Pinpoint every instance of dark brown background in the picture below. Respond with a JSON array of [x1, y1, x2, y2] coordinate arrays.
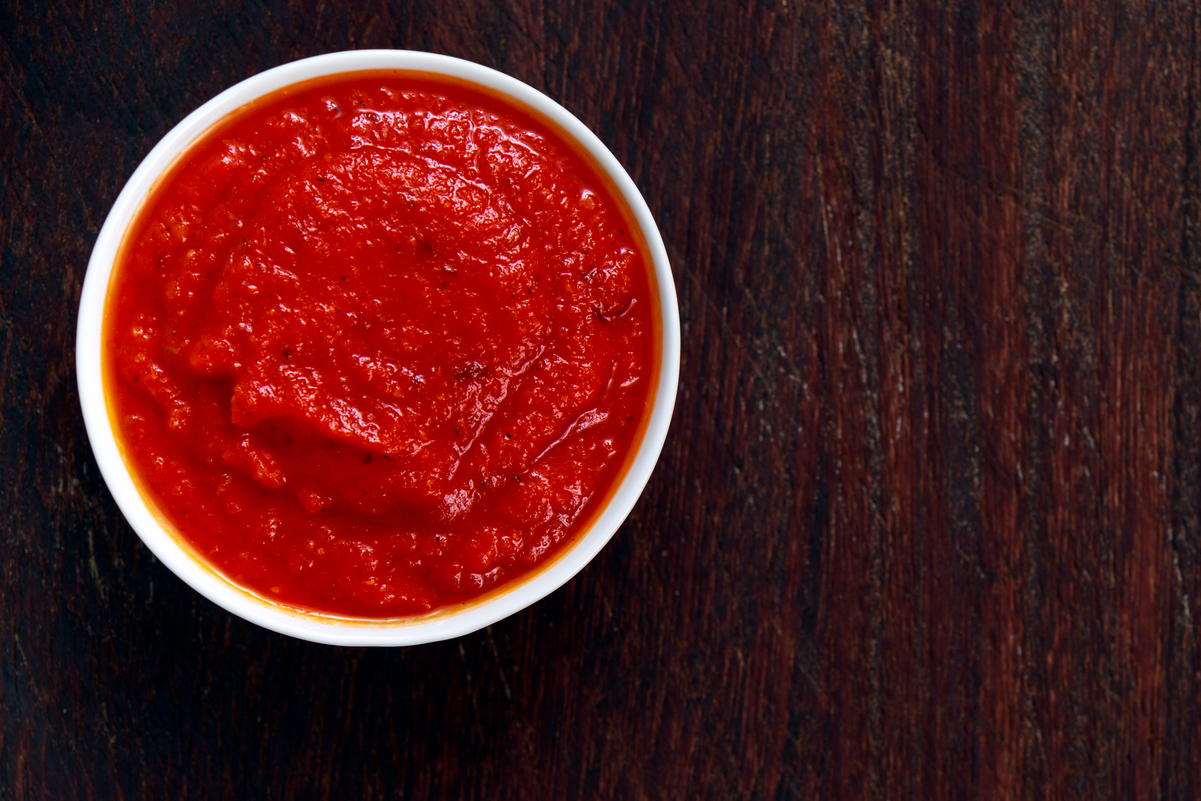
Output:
[[4, 0, 1201, 798]]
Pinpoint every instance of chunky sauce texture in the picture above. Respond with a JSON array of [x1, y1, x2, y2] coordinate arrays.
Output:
[[105, 74, 656, 617]]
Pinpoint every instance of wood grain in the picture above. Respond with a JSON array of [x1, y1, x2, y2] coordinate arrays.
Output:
[[4, 0, 1201, 797]]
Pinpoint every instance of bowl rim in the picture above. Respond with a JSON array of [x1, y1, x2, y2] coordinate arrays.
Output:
[[75, 49, 680, 646]]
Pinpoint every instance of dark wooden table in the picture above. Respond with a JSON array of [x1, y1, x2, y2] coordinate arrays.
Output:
[[5, 1, 1201, 798]]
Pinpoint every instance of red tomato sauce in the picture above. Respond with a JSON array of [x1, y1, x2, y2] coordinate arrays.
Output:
[[104, 73, 657, 618]]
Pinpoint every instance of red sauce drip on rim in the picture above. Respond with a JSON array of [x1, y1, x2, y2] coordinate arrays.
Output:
[[103, 73, 658, 618]]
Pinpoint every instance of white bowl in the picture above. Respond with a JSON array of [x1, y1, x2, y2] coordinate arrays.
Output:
[[76, 50, 680, 646]]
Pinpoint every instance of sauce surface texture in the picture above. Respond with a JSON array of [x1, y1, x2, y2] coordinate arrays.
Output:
[[104, 73, 656, 617]]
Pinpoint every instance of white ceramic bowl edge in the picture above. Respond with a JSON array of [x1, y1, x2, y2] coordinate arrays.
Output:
[[77, 50, 680, 646]]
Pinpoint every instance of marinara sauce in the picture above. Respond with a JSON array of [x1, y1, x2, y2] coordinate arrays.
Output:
[[104, 73, 657, 617]]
